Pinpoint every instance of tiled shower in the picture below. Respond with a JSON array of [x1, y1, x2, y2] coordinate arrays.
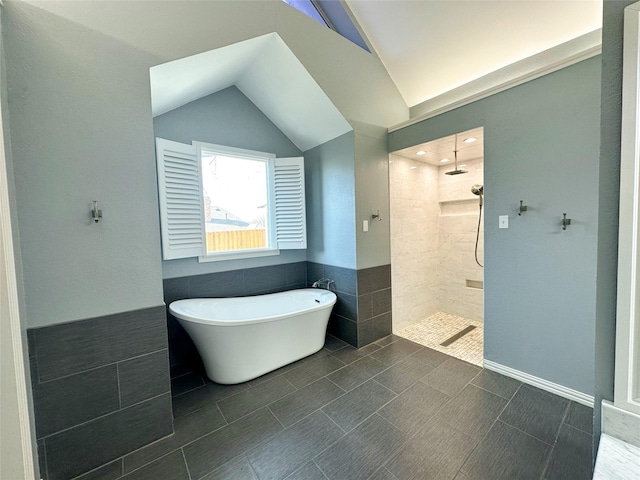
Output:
[[389, 129, 484, 363]]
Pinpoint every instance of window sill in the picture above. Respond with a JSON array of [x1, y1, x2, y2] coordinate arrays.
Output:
[[198, 249, 280, 263]]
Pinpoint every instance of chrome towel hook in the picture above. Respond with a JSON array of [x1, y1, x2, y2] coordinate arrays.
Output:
[[91, 201, 103, 223], [518, 200, 528, 216]]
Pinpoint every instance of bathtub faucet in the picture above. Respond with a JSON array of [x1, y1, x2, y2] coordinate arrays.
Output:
[[312, 278, 335, 291]]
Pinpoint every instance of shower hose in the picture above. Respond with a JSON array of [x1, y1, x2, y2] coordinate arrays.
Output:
[[475, 203, 483, 268]]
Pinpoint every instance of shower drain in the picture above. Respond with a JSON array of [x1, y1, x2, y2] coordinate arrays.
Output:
[[440, 325, 477, 347]]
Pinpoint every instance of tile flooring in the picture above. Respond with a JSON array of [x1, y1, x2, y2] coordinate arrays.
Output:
[[398, 312, 484, 366], [82, 335, 594, 480]]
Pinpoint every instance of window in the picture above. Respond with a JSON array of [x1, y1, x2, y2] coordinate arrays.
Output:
[[282, 0, 328, 27], [281, 0, 370, 52], [200, 147, 270, 255], [155, 138, 306, 261]]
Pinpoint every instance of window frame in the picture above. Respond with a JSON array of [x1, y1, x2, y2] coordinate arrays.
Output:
[[155, 137, 306, 263], [193, 141, 280, 262]]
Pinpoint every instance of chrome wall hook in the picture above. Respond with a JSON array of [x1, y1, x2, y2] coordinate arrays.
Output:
[[518, 200, 528, 216], [562, 213, 571, 230], [91, 201, 103, 223]]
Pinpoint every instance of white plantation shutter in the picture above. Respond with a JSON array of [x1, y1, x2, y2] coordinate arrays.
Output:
[[273, 157, 307, 249], [155, 138, 205, 260]]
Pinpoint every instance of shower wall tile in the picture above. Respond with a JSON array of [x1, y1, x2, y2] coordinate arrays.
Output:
[[437, 176, 484, 322], [438, 158, 483, 204], [27, 306, 173, 480], [389, 155, 441, 332], [390, 153, 484, 329]]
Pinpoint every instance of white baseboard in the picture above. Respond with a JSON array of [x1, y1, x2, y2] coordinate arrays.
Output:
[[602, 400, 640, 448], [483, 360, 594, 407]]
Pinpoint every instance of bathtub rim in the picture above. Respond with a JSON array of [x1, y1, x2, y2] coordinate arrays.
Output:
[[169, 288, 337, 327]]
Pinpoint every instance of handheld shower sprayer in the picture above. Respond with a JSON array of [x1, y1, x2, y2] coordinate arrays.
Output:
[[471, 184, 484, 268], [471, 184, 483, 207]]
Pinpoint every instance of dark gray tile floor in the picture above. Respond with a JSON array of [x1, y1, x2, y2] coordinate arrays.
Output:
[[76, 335, 594, 480]]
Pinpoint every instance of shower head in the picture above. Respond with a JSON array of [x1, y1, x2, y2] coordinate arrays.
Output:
[[471, 185, 483, 195], [445, 134, 468, 176]]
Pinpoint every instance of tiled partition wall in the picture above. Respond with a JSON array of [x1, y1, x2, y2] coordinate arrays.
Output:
[[438, 157, 484, 322], [389, 154, 484, 330], [163, 262, 392, 369], [307, 262, 392, 347], [27, 306, 173, 480], [389, 154, 440, 331]]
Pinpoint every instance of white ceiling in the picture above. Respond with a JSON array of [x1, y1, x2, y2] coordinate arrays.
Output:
[[393, 126, 484, 167], [346, 0, 602, 108], [149, 33, 352, 152]]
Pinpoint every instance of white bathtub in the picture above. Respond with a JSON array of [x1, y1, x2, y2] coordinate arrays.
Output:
[[169, 288, 337, 384]]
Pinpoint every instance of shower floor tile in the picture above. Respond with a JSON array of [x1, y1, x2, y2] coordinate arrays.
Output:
[[397, 312, 483, 366]]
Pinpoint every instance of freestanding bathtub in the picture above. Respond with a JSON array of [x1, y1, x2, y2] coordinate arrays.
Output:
[[169, 288, 337, 384]]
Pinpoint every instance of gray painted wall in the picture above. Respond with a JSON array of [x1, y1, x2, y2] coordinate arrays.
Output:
[[305, 132, 357, 269], [4, 4, 165, 328], [594, 0, 634, 442], [0, 5, 38, 477], [354, 124, 392, 270], [3, 0, 406, 328], [389, 57, 602, 396], [153, 87, 306, 279]]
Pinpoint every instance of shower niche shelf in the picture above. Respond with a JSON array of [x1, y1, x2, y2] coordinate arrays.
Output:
[[466, 279, 484, 290], [439, 198, 481, 216]]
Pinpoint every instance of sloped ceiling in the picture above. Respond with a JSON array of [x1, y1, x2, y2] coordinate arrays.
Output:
[[149, 33, 352, 152], [346, 0, 602, 108]]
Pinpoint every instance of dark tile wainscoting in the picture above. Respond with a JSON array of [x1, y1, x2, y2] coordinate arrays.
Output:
[[163, 261, 392, 373], [162, 262, 308, 370], [27, 306, 172, 480], [307, 262, 392, 346]]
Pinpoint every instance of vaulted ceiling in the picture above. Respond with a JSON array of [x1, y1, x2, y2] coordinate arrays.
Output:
[[149, 33, 352, 152], [149, 0, 603, 147], [346, 0, 602, 108]]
